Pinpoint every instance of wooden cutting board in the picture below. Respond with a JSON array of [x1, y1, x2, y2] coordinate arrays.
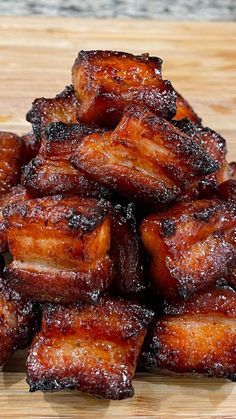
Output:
[[0, 17, 235, 419]]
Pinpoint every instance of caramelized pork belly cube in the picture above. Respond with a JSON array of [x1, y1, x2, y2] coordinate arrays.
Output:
[[4, 195, 113, 303], [142, 288, 236, 381], [40, 121, 105, 161], [72, 107, 218, 206], [0, 279, 38, 366], [26, 85, 80, 141], [0, 186, 31, 253], [140, 199, 236, 301], [27, 297, 154, 399], [22, 156, 110, 199], [21, 131, 40, 161], [174, 91, 201, 124], [217, 179, 236, 202], [22, 123, 111, 198], [110, 203, 147, 296], [72, 50, 176, 127], [0, 132, 25, 194]]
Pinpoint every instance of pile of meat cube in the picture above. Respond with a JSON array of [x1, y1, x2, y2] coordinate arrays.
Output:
[[0, 50, 235, 399]]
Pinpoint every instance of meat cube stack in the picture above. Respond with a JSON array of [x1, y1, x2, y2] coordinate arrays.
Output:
[[0, 50, 235, 399]]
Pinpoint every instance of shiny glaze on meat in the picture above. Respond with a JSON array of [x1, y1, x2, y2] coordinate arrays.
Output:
[[72, 50, 176, 127], [4, 195, 113, 303], [142, 288, 236, 381], [27, 296, 154, 399], [141, 199, 236, 300], [72, 106, 218, 206]]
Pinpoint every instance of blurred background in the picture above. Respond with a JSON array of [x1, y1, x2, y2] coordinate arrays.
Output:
[[0, 0, 235, 20]]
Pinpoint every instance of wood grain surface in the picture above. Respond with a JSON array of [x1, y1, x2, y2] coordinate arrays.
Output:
[[0, 17, 235, 419]]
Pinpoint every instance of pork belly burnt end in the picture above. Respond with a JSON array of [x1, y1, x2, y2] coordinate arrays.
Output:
[[110, 203, 147, 296], [140, 199, 236, 300], [4, 195, 113, 303], [40, 121, 105, 161], [142, 288, 236, 381], [27, 297, 154, 399], [72, 50, 176, 127], [0, 186, 31, 253], [22, 122, 110, 198], [26, 85, 80, 141], [22, 156, 110, 199], [0, 279, 38, 366], [72, 106, 218, 206], [0, 132, 25, 194], [174, 91, 201, 124]]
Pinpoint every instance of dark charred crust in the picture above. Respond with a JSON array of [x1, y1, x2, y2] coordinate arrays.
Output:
[[26, 85, 80, 141], [177, 140, 218, 175], [161, 219, 176, 238], [4, 195, 111, 231], [65, 199, 110, 233], [173, 119, 226, 151], [27, 377, 134, 400], [26, 297, 153, 399], [173, 119, 227, 183], [43, 121, 102, 146], [72, 50, 176, 127], [141, 288, 236, 381], [141, 199, 236, 301], [72, 106, 219, 206], [193, 206, 217, 222], [76, 50, 163, 68]]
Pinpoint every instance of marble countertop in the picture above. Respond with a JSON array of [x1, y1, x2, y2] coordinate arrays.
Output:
[[0, 0, 235, 20]]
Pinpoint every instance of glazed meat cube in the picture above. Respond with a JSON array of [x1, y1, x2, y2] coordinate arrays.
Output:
[[4, 195, 113, 303], [26, 85, 80, 141], [0, 279, 38, 366], [21, 156, 110, 199], [174, 91, 201, 124], [140, 199, 236, 300], [40, 121, 104, 161], [142, 288, 236, 381], [110, 203, 147, 296], [22, 123, 110, 198], [72, 50, 176, 127], [72, 106, 218, 206], [0, 186, 30, 253], [27, 297, 154, 399], [0, 132, 25, 194], [21, 131, 40, 161]]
